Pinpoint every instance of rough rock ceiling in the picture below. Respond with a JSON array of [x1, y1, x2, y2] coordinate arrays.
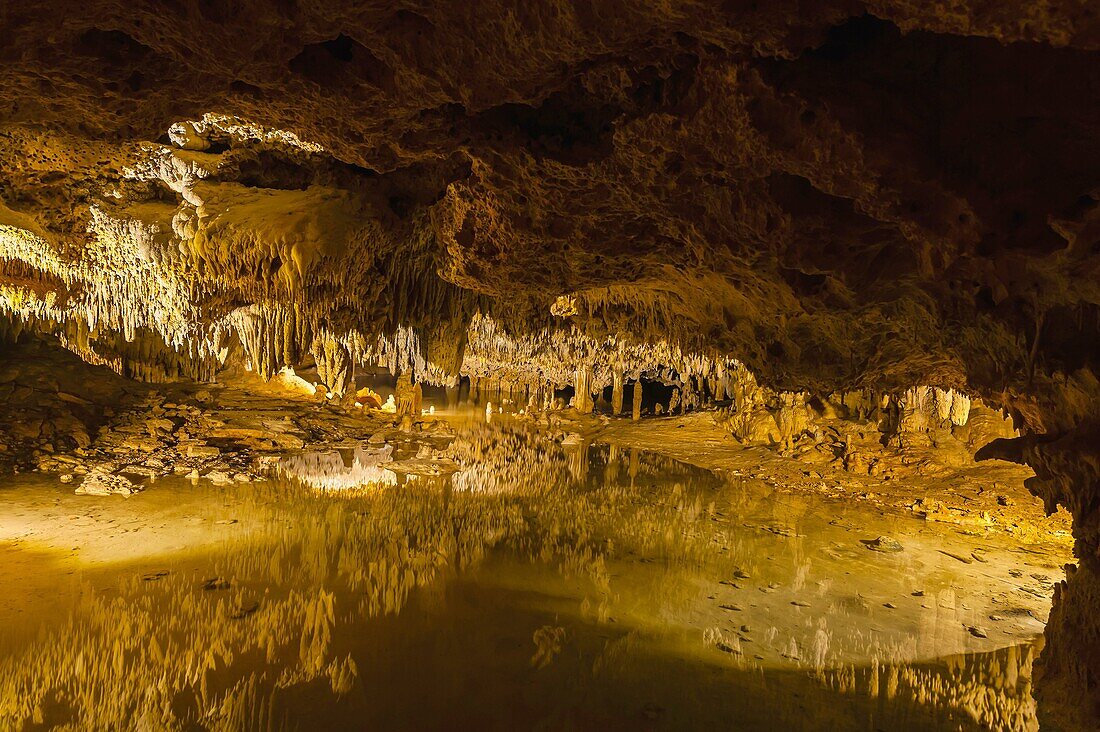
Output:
[[0, 3, 1099, 724], [0, 1, 1096, 395]]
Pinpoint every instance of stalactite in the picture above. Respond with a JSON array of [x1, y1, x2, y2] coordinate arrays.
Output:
[[461, 312, 742, 400]]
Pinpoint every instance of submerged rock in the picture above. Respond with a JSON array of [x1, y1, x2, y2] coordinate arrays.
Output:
[[229, 600, 260, 619], [863, 536, 903, 553]]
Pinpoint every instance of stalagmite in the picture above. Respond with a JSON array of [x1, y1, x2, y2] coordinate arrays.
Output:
[[776, 393, 813, 452], [612, 371, 624, 416], [632, 381, 642, 422], [394, 373, 416, 431], [574, 366, 593, 414], [312, 335, 353, 399]]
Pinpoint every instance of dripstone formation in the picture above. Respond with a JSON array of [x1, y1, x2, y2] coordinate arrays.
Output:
[[0, 2, 1097, 726]]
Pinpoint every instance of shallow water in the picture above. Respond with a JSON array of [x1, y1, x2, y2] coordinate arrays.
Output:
[[0, 427, 1066, 731]]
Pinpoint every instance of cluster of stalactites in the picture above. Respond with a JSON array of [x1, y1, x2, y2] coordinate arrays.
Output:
[[224, 303, 313, 384], [81, 206, 207, 348], [1, 114, 481, 389], [458, 314, 989, 436], [460, 312, 742, 394], [0, 203, 225, 366], [0, 222, 80, 326], [0, 184, 454, 388], [221, 300, 458, 393], [0, 207, 261, 383], [889, 385, 972, 434], [0, 312, 219, 383]]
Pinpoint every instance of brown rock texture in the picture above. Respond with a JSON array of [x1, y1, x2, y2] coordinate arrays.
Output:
[[0, 2, 1098, 725]]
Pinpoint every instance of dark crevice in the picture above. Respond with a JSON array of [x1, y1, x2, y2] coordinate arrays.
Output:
[[289, 34, 395, 92], [760, 15, 1100, 257], [72, 29, 152, 66]]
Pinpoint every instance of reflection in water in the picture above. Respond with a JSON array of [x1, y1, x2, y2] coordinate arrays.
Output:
[[0, 424, 1062, 730], [275, 444, 397, 490]]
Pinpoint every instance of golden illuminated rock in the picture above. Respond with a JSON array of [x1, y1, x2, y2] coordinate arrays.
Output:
[[0, 2, 1096, 727]]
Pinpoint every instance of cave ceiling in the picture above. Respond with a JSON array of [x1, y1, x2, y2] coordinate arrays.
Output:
[[0, 1, 1097, 412]]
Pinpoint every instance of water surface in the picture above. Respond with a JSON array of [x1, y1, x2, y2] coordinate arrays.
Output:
[[0, 428, 1063, 730]]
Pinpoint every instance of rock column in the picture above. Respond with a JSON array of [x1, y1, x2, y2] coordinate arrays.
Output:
[[311, 335, 353, 398], [394, 373, 416, 431], [574, 366, 593, 413], [612, 370, 624, 416]]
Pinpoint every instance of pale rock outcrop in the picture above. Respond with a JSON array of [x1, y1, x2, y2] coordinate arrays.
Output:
[[75, 469, 140, 496], [776, 392, 816, 452], [957, 401, 1018, 451], [886, 387, 972, 450]]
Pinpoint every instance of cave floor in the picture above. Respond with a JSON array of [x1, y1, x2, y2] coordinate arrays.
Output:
[[0, 417, 1070, 731], [583, 411, 1073, 548], [5, 341, 1071, 552]]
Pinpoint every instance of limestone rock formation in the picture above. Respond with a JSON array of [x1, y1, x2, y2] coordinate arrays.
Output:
[[0, 2, 1097, 726], [75, 468, 140, 496]]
